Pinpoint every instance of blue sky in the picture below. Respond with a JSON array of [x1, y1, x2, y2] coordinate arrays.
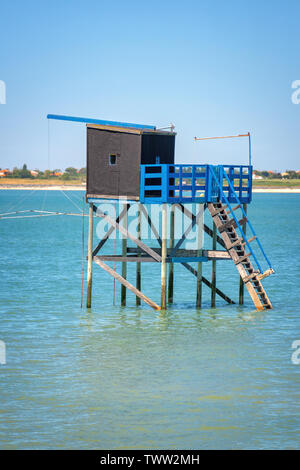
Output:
[[0, 0, 299, 171]]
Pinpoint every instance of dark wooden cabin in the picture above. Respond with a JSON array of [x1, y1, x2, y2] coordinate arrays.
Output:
[[86, 124, 176, 200]]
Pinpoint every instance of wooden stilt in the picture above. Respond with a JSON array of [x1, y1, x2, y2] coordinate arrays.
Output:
[[168, 205, 175, 304], [86, 203, 94, 308], [211, 222, 217, 307], [121, 203, 128, 306], [239, 203, 247, 305], [94, 258, 160, 311], [136, 204, 141, 305], [196, 204, 204, 308], [161, 204, 167, 309]]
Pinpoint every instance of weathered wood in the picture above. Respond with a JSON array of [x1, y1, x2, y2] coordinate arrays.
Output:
[[256, 268, 274, 281], [140, 205, 162, 246], [235, 253, 251, 265], [204, 224, 226, 248], [121, 205, 128, 306], [239, 203, 247, 304], [96, 209, 162, 262], [92, 204, 130, 256], [168, 205, 175, 304], [175, 203, 225, 248], [86, 203, 94, 308], [182, 262, 235, 304], [208, 202, 272, 311], [94, 256, 156, 262], [136, 204, 141, 305], [211, 222, 217, 307], [127, 247, 230, 259], [94, 258, 161, 311], [218, 217, 248, 233], [170, 206, 203, 257], [161, 204, 167, 309], [226, 204, 240, 215], [196, 204, 204, 308]]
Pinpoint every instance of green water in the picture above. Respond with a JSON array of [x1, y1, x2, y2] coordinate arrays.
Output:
[[0, 191, 299, 449]]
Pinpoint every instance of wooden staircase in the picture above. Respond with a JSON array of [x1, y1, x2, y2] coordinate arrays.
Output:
[[208, 201, 274, 311]]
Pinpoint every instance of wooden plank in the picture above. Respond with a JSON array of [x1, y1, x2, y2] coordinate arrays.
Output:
[[226, 204, 240, 215], [196, 204, 204, 307], [211, 222, 217, 307], [218, 217, 248, 233], [136, 204, 141, 306], [256, 268, 274, 281], [92, 204, 130, 256], [86, 203, 94, 308], [168, 205, 175, 304], [239, 203, 247, 304], [121, 205, 127, 306], [235, 253, 251, 265], [94, 256, 156, 262], [161, 204, 167, 309], [97, 209, 162, 262], [210, 205, 228, 217], [94, 258, 161, 311], [127, 247, 230, 259]]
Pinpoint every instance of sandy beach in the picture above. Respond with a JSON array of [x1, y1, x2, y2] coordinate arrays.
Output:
[[1, 184, 300, 193]]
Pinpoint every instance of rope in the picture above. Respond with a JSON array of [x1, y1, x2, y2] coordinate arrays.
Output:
[[60, 189, 82, 212], [81, 195, 85, 308]]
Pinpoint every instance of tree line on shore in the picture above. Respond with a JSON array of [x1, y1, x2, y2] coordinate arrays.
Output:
[[1, 164, 86, 181]]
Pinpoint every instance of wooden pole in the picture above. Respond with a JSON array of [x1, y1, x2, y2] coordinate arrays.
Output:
[[168, 205, 175, 304], [121, 203, 128, 306], [136, 203, 141, 305], [86, 203, 94, 308], [211, 222, 217, 307], [196, 204, 204, 308], [239, 203, 247, 305], [161, 204, 167, 309]]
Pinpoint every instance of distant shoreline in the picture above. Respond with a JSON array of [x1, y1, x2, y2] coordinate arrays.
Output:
[[1, 184, 300, 193]]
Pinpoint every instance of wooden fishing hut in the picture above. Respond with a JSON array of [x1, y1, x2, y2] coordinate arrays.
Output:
[[47, 114, 274, 311]]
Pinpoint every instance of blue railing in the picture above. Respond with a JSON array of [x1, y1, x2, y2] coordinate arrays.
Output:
[[140, 164, 252, 204], [208, 166, 272, 273]]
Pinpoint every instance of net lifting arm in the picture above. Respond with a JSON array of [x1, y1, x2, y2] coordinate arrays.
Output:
[[194, 132, 252, 166], [47, 114, 156, 130]]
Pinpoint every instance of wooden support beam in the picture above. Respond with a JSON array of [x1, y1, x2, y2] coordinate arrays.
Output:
[[211, 222, 217, 307], [218, 217, 248, 233], [140, 205, 162, 246], [121, 204, 128, 306], [182, 262, 235, 304], [168, 205, 175, 304], [96, 209, 161, 262], [86, 203, 94, 308], [136, 204, 141, 305], [170, 206, 203, 257], [127, 247, 230, 259], [196, 204, 204, 308], [161, 204, 167, 309], [175, 203, 226, 248], [94, 258, 160, 311], [92, 204, 130, 256], [239, 204, 247, 305], [256, 268, 274, 281]]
